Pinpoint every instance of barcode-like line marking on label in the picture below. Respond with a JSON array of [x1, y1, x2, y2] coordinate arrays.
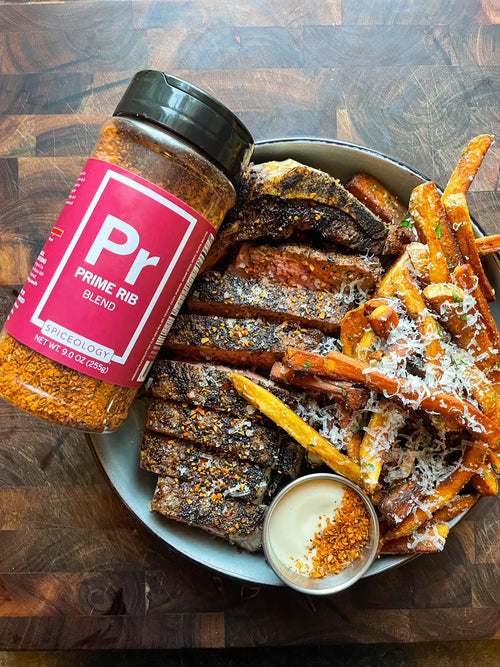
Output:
[[155, 235, 214, 347]]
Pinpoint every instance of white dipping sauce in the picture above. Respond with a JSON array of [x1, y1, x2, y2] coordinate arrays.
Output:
[[267, 477, 346, 574]]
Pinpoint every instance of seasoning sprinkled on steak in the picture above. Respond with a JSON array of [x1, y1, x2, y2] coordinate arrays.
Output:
[[146, 397, 282, 467], [141, 430, 272, 505], [150, 359, 304, 414], [229, 242, 382, 293], [203, 159, 389, 270], [152, 476, 266, 552], [242, 159, 386, 239], [186, 271, 350, 335], [204, 198, 386, 270], [163, 314, 335, 370]]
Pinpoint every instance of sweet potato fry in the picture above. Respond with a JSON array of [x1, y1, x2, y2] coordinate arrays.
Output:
[[431, 493, 479, 523], [359, 398, 405, 494], [346, 172, 408, 226], [406, 242, 431, 284], [363, 297, 393, 315], [355, 328, 378, 363], [228, 372, 362, 485], [489, 449, 500, 475], [380, 522, 449, 555], [282, 348, 500, 449], [340, 304, 377, 361], [346, 433, 362, 464], [475, 234, 500, 256], [390, 291, 500, 423], [334, 402, 363, 463], [453, 263, 500, 355], [422, 282, 500, 374], [445, 349, 500, 424], [395, 270, 459, 438], [471, 460, 499, 496], [368, 304, 399, 339], [442, 134, 494, 200], [382, 439, 486, 541], [346, 172, 415, 254], [340, 304, 369, 357], [375, 248, 412, 298], [443, 192, 495, 301], [396, 268, 446, 374], [409, 182, 453, 283], [423, 283, 482, 344]]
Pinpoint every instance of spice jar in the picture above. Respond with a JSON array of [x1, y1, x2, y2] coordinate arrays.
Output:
[[0, 70, 254, 432]]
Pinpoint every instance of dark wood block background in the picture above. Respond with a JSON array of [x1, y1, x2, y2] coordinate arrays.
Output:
[[0, 0, 499, 656]]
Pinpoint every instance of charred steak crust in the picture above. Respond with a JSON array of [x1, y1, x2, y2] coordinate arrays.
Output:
[[163, 314, 333, 370], [146, 397, 282, 467], [141, 430, 272, 505], [152, 476, 266, 552], [150, 358, 248, 413], [150, 359, 305, 415], [204, 198, 386, 270], [187, 271, 350, 335], [241, 159, 387, 239], [223, 198, 385, 252]]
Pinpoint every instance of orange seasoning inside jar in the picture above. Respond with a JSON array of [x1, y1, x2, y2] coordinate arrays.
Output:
[[0, 71, 253, 432]]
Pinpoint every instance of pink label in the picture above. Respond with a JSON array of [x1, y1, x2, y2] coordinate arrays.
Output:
[[5, 158, 216, 387]]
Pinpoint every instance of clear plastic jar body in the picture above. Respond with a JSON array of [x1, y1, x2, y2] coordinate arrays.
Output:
[[0, 117, 237, 432]]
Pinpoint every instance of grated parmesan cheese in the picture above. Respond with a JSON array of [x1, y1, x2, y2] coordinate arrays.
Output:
[[406, 523, 447, 551]]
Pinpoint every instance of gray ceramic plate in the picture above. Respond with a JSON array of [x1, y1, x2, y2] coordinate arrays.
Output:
[[90, 138, 500, 587]]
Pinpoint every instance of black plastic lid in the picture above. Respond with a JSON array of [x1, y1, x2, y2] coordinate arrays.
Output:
[[113, 70, 254, 183]]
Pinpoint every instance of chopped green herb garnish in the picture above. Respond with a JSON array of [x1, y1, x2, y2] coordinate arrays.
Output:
[[351, 414, 370, 433]]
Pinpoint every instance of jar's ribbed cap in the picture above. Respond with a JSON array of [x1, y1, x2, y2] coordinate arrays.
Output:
[[113, 70, 254, 183]]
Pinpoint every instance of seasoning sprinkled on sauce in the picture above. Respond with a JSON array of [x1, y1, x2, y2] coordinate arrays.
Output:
[[265, 476, 372, 580], [299, 487, 370, 578]]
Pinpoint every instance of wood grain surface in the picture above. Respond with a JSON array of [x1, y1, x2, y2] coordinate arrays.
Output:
[[0, 0, 499, 655]]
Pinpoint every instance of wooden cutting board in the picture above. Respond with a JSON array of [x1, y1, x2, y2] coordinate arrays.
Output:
[[0, 0, 499, 654]]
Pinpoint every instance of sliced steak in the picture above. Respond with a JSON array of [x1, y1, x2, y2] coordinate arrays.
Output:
[[149, 359, 304, 414], [229, 242, 382, 293], [146, 397, 282, 468], [204, 198, 385, 270], [150, 358, 250, 413], [186, 271, 350, 335], [141, 430, 271, 505], [242, 160, 386, 239], [203, 159, 388, 270], [152, 476, 266, 552], [275, 437, 304, 479], [163, 314, 334, 370]]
